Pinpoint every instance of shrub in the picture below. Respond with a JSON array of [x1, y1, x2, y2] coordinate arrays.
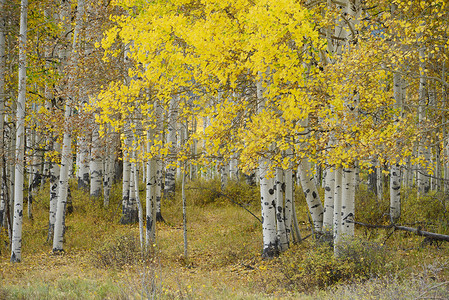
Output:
[[92, 234, 142, 269], [279, 238, 394, 292]]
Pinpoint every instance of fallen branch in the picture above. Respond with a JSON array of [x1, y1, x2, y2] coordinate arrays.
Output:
[[351, 220, 449, 242]]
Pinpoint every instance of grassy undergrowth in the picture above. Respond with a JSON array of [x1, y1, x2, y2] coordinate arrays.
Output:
[[0, 178, 449, 299]]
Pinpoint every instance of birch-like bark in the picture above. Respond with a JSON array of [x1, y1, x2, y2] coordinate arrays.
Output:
[[77, 132, 90, 190], [220, 160, 229, 190], [390, 72, 402, 222], [390, 164, 401, 222], [284, 149, 294, 241], [323, 167, 335, 234], [10, 0, 28, 262], [103, 138, 114, 207], [132, 149, 144, 250], [298, 158, 323, 233], [257, 78, 277, 257], [333, 167, 343, 256], [182, 163, 187, 259], [340, 168, 356, 237], [164, 95, 178, 201], [90, 125, 102, 198], [275, 168, 288, 251], [229, 153, 238, 181], [120, 149, 131, 224], [53, 0, 84, 252], [47, 142, 60, 242], [155, 160, 163, 222], [125, 153, 138, 224], [260, 161, 277, 257], [417, 28, 430, 196], [0, 0, 6, 229], [52, 106, 72, 252], [145, 129, 156, 246], [376, 160, 383, 202]]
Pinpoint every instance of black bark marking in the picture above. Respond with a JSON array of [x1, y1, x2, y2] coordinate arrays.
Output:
[[312, 191, 317, 199], [325, 186, 331, 192], [268, 188, 274, 195]]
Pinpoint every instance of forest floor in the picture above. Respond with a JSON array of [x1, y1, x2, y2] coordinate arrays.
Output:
[[1, 180, 449, 299]]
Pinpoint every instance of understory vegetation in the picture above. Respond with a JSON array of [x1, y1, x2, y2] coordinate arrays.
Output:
[[1, 177, 449, 299]]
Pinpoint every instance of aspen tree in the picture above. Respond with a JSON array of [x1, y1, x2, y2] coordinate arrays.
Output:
[[323, 167, 335, 235], [257, 79, 278, 258], [10, 0, 27, 262], [298, 158, 323, 233], [53, 0, 84, 253], [0, 0, 6, 230], [145, 128, 157, 245], [163, 95, 178, 205], [89, 125, 102, 198], [275, 167, 288, 251]]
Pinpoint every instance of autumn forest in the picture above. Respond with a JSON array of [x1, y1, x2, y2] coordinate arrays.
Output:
[[1, 0, 449, 298]]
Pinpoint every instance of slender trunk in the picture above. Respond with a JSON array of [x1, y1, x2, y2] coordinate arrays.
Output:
[[0, 0, 6, 230], [52, 106, 72, 252], [341, 167, 356, 237], [298, 158, 324, 233], [333, 167, 343, 256], [47, 142, 60, 242], [10, 0, 28, 262], [284, 152, 293, 242], [182, 163, 187, 259], [417, 29, 430, 196], [132, 149, 144, 250], [323, 167, 335, 235], [257, 78, 277, 258], [260, 160, 277, 258], [275, 167, 288, 251], [164, 96, 177, 201], [145, 129, 156, 246], [90, 125, 102, 198], [376, 159, 383, 202], [390, 163, 401, 222]]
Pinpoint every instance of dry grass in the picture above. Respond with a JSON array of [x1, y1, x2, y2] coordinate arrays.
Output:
[[0, 179, 449, 299]]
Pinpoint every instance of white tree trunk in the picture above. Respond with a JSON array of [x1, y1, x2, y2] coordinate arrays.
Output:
[[257, 77, 277, 257], [52, 106, 72, 252], [48, 142, 60, 242], [376, 160, 383, 202], [284, 159, 293, 241], [164, 96, 178, 201], [298, 158, 324, 233], [145, 129, 156, 245], [220, 160, 229, 190], [89, 125, 102, 198], [155, 160, 163, 222], [0, 0, 6, 230], [132, 150, 144, 250], [229, 153, 238, 181], [275, 167, 288, 251], [323, 167, 335, 234], [103, 140, 114, 207], [10, 0, 28, 262], [341, 168, 356, 237], [77, 132, 90, 190], [121, 151, 131, 223], [417, 29, 430, 196], [333, 167, 343, 256], [260, 160, 277, 258], [390, 163, 401, 222]]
